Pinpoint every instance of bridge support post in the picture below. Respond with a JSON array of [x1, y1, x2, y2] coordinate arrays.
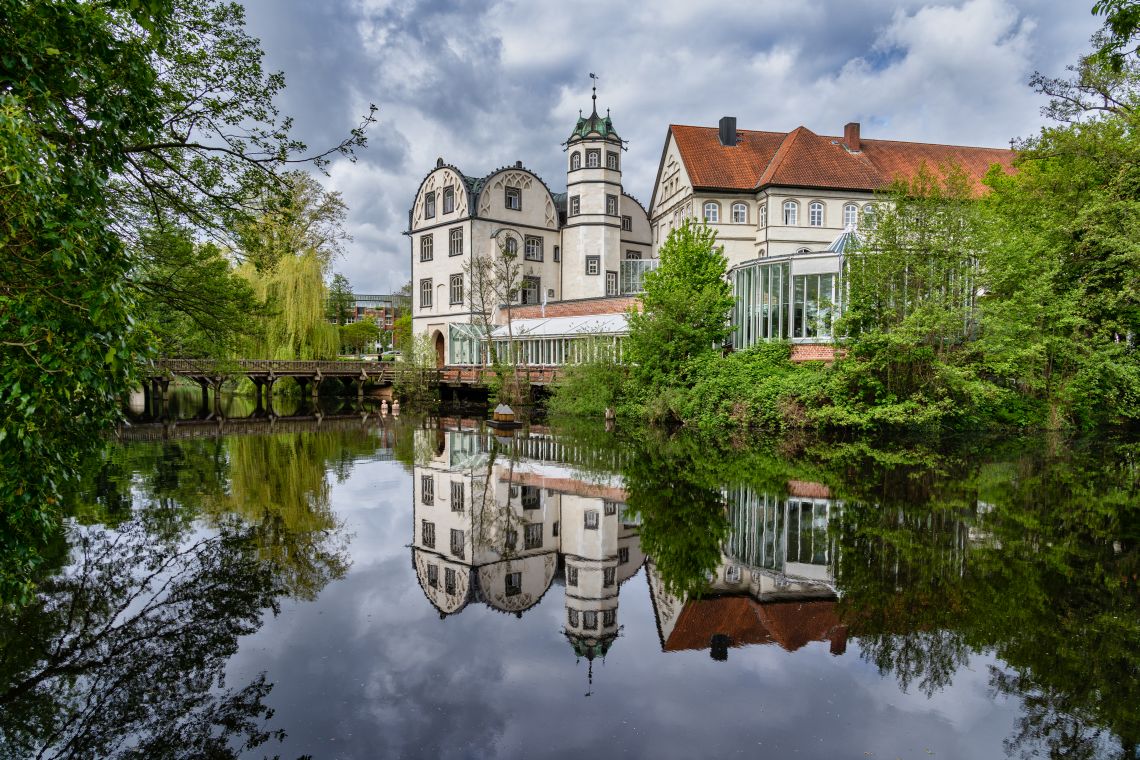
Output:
[[196, 378, 209, 416], [310, 373, 321, 400], [208, 376, 224, 417], [355, 376, 366, 403], [265, 375, 277, 416], [153, 377, 170, 418], [251, 377, 265, 413], [295, 378, 309, 401]]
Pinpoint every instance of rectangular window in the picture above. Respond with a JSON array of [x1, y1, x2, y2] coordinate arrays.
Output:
[[505, 186, 521, 210], [450, 480, 464, 511], [421, 520, 435, 549], [504, 528, 517, 550], [603, 609, 616, 627], [603, 566, 615, 587], [621, 215, 632, 232], [567, 566, 578, 586], [449, 273, 463, 305], [450, 528, 465, 559], [505, 572, 522, 597], [552, 520, 560, 537], [568, 608, 579, 627], [444, 567, 456, 594], [569, 196, 580, 216], [420, 235, 433, 262], [606, 151, 619, 170], [618, 546, 629, 564], [419, 278, 432, 309], [553, 245, 561, 262], [424, 191, 436, 219], [449, 227, 463, 256], [585, 255, 600, 276], [524, 522, 543, 550], [521, 276, 541, 305], [606, 194, 618, 216], [582, 610, 598, 630], [442, 187, 454, 214], [521, 485, 540, 509], [427, 563, 438, 588], [584, 509, 599, 529], [421, 475, 434, 504], [603, 501, 618, 516], [606, 270, 618, 296], [586, 149, 600, 168], [524, 235, 543, 261], [792, 273, 837, 339], [726, 565, 742, 583]]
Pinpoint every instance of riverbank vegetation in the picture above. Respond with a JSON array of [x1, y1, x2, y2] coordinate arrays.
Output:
[[1, 0, 373, 604], [551, 34, 1140, 434]]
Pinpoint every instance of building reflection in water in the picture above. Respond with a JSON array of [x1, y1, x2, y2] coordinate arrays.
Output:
[[410, 421, 852, 675], [410, 422, 644, 680], [648, 482, 846, 660]]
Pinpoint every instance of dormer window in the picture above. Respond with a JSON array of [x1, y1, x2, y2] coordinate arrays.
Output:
[[424, 191, 436, 219], [570, 152, 581, 170], [504, 186, 521, 211], [586, 149, 600, 168], [443, 187, 454, 214]]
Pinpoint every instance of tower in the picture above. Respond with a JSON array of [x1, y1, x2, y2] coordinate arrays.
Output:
[[562, 76, 625, 300]]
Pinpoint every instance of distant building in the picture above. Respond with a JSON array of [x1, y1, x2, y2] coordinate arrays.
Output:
[[332, 292, 408, 352]]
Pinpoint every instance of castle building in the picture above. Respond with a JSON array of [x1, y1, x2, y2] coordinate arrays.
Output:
[[406, 86, 651, 367], [407, 95, 1015, 366]]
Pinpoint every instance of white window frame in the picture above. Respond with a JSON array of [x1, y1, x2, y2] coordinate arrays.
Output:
[[809, 201, 824, 227], [584, 509, 599, 529], [504, 186, 521, 211], [420, 235, 433, 262], [703, 201, 719, 223], [732, 202, 747, 224], [419, 278, 432, 309], [586, 149, 600, 168], [585, 255, 600, 276], [524, 235, 543, 261], [606, 151, 619, 170], [606, 194, 618, 216], [783, 200, 798, 226], [424, 191, 436, 219], [442, 187, 454, 214], [449, 227, 463, 256], [569, 196, 580, 216], [570, 151, 581, 170], [449, 274, 463, 305]]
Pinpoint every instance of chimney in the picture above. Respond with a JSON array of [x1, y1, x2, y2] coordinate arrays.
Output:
[[515, 160, 523, 168], [718, 116, 737, 147], [843, 122, 861, 152]]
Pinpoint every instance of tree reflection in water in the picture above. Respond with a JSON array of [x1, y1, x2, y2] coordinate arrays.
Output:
[[0, 519, 287, 759]]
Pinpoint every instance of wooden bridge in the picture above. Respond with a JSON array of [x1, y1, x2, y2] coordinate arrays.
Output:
[[116, 410, 400, 447], [142, 359, 562, 414]]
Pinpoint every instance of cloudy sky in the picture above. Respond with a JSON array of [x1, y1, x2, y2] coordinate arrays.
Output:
[[241, 0, 1103, 294]]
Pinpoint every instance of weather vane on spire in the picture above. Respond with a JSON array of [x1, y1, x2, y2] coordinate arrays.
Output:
[[589, 72, 598, 108]]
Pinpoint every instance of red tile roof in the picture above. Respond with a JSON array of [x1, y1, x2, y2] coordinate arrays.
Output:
[[663, 597, 841, 653], [510, 295, 639, 320], [670, 124, 1014, 197]]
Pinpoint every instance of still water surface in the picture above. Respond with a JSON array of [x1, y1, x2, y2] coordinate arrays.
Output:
[[2, 398, 1138, 759]]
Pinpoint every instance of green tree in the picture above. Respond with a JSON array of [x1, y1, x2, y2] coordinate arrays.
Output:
[[238, 251, 339, 360], [237, 172, 352, 273], [340, 319, 380, 356], [625, 221, 734, 395], [327, 272, 355, 325], [0, 0, 371, 604]]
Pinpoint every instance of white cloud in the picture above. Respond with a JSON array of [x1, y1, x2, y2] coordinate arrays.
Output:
[[242, 0, 1102, 293]]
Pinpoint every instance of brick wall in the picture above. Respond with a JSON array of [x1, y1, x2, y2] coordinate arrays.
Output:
[[789, 344, 841, 363]]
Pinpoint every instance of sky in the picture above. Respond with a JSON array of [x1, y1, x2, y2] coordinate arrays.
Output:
[[240, 0, 1104, 294]]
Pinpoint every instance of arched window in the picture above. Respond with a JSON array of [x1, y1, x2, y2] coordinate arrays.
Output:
[[424, 191, 436, 219], [570, 152, 581, 170], [504, 237, 518, 256], [783, 200, 798, 226], [443, 187, 455, 214], [732, 202, 747, 223], [586, 150, 600, 168], [703, 202, 719, 223], [843, 203, 858, 229], [795, 247, 812, 254], [808, 201, 824, 227], [760, 205, 767, 228], [862, 204, 877, 230]]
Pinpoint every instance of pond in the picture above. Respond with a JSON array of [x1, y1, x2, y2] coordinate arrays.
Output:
[[1, 410, 1137, 759]]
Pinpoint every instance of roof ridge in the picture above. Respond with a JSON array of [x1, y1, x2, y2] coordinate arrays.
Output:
[[757, 126, 810, 187]]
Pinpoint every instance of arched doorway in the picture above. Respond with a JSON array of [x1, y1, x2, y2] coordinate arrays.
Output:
[[433, 330, 445, 368]]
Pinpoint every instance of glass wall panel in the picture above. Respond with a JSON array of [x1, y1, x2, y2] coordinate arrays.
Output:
[[792, 273, 836, 340]]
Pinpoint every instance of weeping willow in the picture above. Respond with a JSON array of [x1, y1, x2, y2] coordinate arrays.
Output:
[[238, 251, 339, 359]]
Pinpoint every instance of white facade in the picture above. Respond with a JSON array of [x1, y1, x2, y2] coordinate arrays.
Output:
[[407, 91, 651, 366]]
